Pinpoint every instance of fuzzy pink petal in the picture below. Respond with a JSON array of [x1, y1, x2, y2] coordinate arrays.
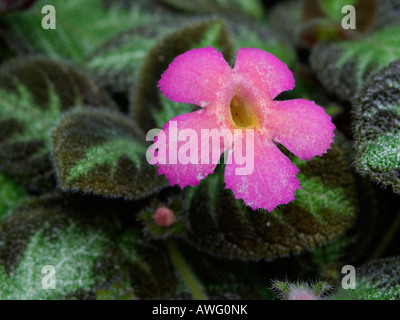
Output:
[[224, 132, 300, 211], [266, 99, 335, 161], [234, 48, 295, 99], [149, 109, 227, 188], [158, 47, 232, 107]]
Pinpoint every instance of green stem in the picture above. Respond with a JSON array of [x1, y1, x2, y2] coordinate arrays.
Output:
[[165, 240, 208, 300], [369, 209, 400, 261]]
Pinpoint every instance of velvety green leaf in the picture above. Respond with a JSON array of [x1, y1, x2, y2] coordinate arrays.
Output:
[[131, 18, 233, 134], [227, 18, 295, 67], [181, 132, 359, 260], [296, 138, 378, 281], [0, 191, 273, 300], [0, 196, 112, 299], [0, 0, 160, 61], [0, 220, 109, 299], [311, 26, 400, 101], [115, 230, 177, 299], [353, 61, 400, 194], [85, 24, 172, 95], [0, 193, 177, 299], [51, 108, 169, 199], [158, 0, 264, 19], [0, 57, 116, 189], [331, 256, 400, 300], [0, 172, 29, 222]]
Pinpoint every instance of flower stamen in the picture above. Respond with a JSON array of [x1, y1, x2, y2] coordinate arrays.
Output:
[[230, 96, 256, 128]]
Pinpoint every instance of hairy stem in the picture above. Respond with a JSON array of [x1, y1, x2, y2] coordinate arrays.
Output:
[[165, 240, 208, 300]]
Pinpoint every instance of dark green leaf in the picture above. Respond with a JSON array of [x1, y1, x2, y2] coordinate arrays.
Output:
[[0, 0, 160, 61], [85, 23, 174, 95], [0, 195, 117, 299], [181, 132, 359, 260], [0, 190, 273, 300], [0, 56, 116, 189], [0, 172, 29, 222], [311, 25, 400, 101], [331, 256, 400, 300], [353, 60, 400, 194], [296, 144, 378, 281], [0, 193, 176, 299], [51, 108, 169, 199], [227, 17, 295, 67]]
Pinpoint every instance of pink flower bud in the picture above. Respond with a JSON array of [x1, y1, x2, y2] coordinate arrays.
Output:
[[153, 207, 175, 227]]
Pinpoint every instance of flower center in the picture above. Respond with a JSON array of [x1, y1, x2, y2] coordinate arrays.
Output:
[[230, 96, 256, 128]]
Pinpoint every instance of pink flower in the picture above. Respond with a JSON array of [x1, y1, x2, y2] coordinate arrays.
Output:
[[149, 47, 335, 211]]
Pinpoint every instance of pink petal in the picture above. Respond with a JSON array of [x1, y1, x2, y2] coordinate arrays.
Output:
[[158, 47, 232, 107], [149, 109, 228, 188], [266, 99, 335, 161], [234, 48, 295, 99], [224, 132, 300, 211]]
